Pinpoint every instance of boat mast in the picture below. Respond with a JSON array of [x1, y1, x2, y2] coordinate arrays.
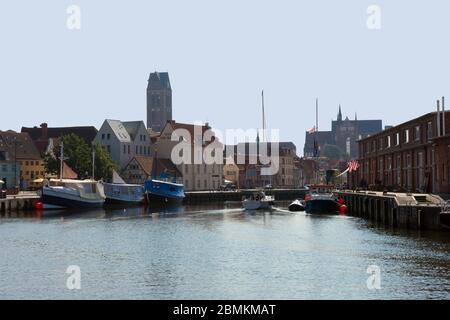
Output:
[[60, 141, 64, 181], [262, 90, 266, 143], [92, 148, 95, 180]]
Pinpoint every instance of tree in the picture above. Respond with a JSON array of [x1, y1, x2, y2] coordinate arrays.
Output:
[[92, 143, 117, 180], [44, 134, 117, 180]]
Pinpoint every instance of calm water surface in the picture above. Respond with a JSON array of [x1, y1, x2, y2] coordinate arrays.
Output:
[[0, 202, 449, 299]]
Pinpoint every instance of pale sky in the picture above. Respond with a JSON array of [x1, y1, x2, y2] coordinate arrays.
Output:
[[1, 0, 449, 156]]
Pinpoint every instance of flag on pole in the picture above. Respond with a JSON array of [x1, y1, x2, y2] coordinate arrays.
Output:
[[347, 160, 360, 172]]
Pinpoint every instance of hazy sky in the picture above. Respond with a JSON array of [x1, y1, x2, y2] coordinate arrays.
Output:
[[1, 0, 449, 156]]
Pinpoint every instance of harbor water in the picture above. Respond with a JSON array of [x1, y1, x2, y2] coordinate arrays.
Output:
[[0, 202, 449, 299]]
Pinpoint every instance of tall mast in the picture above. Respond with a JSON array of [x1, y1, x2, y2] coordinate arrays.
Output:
[[60, 141, 64, 181], [262, 90, 266, 143], [316, 98, 319, 131], [92, 148, 95, 180]]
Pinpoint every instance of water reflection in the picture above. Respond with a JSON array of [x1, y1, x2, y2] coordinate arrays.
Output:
[[0, 202, 448, 299]]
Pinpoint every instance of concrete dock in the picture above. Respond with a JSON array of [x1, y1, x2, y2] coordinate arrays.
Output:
[[336, 190, 444, 230], [0, 192, 41, 213]]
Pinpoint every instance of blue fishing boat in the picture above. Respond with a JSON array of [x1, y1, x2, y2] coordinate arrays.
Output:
[[144, 178, 185, 204], [144, 153, 185, 205]]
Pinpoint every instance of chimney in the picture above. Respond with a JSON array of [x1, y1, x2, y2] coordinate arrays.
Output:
[[443, 96, 446, 136], [437, 100, 441, 137], [40, 123, 48, 140]]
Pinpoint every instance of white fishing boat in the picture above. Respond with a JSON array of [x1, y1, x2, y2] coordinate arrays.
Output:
[[41, 179, 106, 209], [242, 191, 275, 210], [103, 170, 144, 205], [39, 141, 105, 209]]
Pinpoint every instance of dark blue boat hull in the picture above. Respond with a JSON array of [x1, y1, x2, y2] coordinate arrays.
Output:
[[42, 193, 104, 209], [305, 199, 340, 214]]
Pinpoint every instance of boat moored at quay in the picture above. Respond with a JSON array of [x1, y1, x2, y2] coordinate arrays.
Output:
[[102, 171, 144, 206], [40, 179, 106, 209], [304, 185, 343, 214]]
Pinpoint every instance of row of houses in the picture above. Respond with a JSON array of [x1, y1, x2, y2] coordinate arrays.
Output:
[[1, 120, 305, 191]]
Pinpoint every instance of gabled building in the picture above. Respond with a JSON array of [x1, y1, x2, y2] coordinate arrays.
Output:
[[155, 120, 223, 191], [226, 141, 298, 189], [0, 131, 44, 190], [21, 123, 98, 155], [121, 156, 182, 185], [93, 120, 152, 170]]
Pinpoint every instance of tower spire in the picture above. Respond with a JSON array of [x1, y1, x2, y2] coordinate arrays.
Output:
[[337, 104, 342, 122]]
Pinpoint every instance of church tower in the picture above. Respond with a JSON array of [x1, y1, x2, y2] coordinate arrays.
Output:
[[147, 72, 172, 132], [337, 104, 343, 122]]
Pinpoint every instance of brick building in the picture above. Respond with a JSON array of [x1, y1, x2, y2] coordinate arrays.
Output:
[[350, 100, 450, 194], [147, 72, 172, 132]]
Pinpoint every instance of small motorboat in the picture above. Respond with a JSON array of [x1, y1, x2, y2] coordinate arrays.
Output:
[[242, 191, 275, 210], [288, 199, 305, 212]]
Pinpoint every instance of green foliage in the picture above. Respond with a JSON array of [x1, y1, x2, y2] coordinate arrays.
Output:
[[43, 134, 117, 180], [92, 143, 117, 180]]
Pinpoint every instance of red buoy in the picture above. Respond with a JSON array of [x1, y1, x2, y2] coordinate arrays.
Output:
[[34, 202, 43, 211], [339, 204, 348, 215]]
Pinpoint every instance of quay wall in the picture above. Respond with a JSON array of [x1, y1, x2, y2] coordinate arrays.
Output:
[[336, 191, 443, 230], [0, 195, 40, 214]]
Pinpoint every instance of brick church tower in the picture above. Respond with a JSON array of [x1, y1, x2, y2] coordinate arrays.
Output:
[[147, 72, 172, 132]]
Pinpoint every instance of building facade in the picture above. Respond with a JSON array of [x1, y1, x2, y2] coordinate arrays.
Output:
[[22, 123, 98, 155], [156, 120, 223, 191], [147, 72, 172, 132], [223, 157, 240, 187], [0, 131, 43, 190], [94, 120, 152, 170], [350, 107, 450, 194], [304, 106, 382, 159], [122, 156, 182, 185]]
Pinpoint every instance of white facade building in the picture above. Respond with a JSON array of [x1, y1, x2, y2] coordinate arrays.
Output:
[[94, 120, 152, 169]]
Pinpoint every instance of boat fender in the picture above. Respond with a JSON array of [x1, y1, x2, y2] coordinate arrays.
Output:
[[34, 202, 43, 211], [339, 204, 348, 215]]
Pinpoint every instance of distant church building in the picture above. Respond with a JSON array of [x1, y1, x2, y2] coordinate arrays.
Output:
[[304, 105, 382, 159], [147, 72, 172, 132]]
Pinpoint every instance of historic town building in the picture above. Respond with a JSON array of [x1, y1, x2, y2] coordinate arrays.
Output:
[[94, 120, 152, 170], [225, 141, 298, 189], [350, 103, 450, 194], [0, 131, 43, 190], [21, 123, 98, 156], [147, 72, 172, 132], [155, 120, 223, 191], [121, 156, 182, 185], [304, 105, 383, 159]]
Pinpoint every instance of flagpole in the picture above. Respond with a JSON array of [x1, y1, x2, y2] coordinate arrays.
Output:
[[316, 98, 319, 132]]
